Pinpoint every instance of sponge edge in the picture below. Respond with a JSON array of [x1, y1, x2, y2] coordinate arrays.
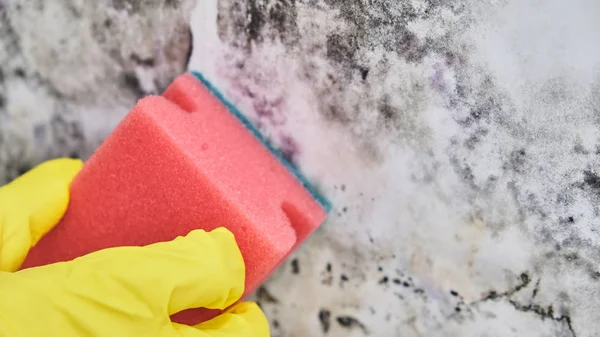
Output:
[[21, 73, 328, 324], [191, 71, 332, 212]]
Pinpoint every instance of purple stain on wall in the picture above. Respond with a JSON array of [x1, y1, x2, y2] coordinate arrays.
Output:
[[430, 63, 446, 93], [253, 97, 274, 119], [279, 133, 300, 163]]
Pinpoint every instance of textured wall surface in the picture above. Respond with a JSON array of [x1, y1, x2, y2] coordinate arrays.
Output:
[[2, 0, 600, 336], [0, 0, 194, 183], [189, 0, 600, 336]]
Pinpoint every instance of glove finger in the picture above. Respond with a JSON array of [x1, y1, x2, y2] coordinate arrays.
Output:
[[171, 302, 270, 337], [0, 158, 82, 272], [52, 227, 246, 316]]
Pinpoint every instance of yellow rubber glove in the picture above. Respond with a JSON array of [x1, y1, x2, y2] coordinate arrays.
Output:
[[0, 158, 270, 337]]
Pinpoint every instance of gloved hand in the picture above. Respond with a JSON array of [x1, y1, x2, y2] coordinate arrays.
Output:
[[0, 158, 269, 337]]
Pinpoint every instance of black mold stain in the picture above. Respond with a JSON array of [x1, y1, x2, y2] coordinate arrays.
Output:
[[14, 68, 25, 78], [130, 53, 155, 67], [121, 73, 146, 98], [455, 75, 507, 128], [0, 6, 22, 58], [322, 262, 334, 285], [16, 164, 32, 176], [478, 272, 532, 303], [246, 0, 266, 46], [280, 134, 299, 163], [336, 316, 368, 333], [184, 26, 193, 70], [326, 33, 359, 67], [111, 0, 142, 14], [507, 301, 575, 336], [559, 215, 575, 224], [472, 278, 576, 336], [583, 170, 600, 194], [229, 0, 300, 48], [503, 148, 526, 173], [165, 0, 182, 7], [377, 95, 399, 124], [360, 67, 369, 81], [319, 309, 331, 333], [291, 258, 300, 274], [256, 286, 279, 304], [319, 0, 460, 77], [322, 102, 351, 124], [267, 0, 299, 46], [396, 30, 428, 63], [50, 114, 85, 148], [532, 280, 541, 299]]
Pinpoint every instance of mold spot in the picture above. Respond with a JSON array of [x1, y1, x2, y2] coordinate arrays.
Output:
[[360, 67, 369, 81], [246, 0, 266, 45], [111, 0, 142, 14], [291, 258, 300, 274], [267, 0, 299, 45], [326, 33, 358, 67], [122, 73, 145, 98], [583, 170, 600, 194], [130, 53, 155, 67], [504, 148, 526, 173], [14, 68, 25, 77], [17, 164, 32, 176], [336, 316, 368, 333], [396, 30, 428, 63], [280, 134, 300, 163], [318, 309, 331, 333], [256, 286, 279, 304]]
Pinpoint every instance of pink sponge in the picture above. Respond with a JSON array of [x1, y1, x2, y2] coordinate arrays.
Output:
[[21, 73, 328, 324]]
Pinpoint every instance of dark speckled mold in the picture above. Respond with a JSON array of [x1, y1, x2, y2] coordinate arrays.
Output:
[[0, 0, 194, 183], [210, 0, 600, 334]]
